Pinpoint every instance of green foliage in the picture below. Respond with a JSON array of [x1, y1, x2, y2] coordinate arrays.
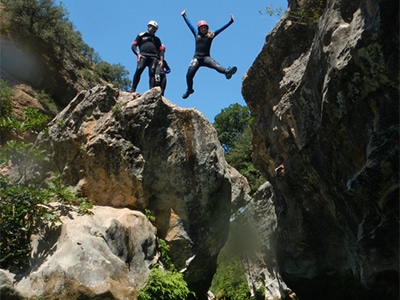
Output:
[[1, 0, 131, 90], [46, 172, 93, 215], [0, 140, 49, 183], [0, 80, 13, 119], [0, 110, 92, 270], [260, 4, 284, 17], [138, 267, 192, 300], [0, 107, 49, 184], [0, 171, 92, 270], [211, 255, 251, 300], [260, 1, 325, 26], [144, 208, 156, 222], [158, 238, 174, 270], [213, 104, 264, 194], [0, 180, 60, 270], [94, 61, 131, 90], [211, 215, 257, 300], [37, 90, 59, 116], [288, 0, 326, 26], [81, 68, 100, 87], [1, 0, 70, 53], [214, 103, 251, 153], [138, 237, 193, 300], [0, 107, 50, 138], [20, 107, 50, 134], [225, 126, 265, 193]]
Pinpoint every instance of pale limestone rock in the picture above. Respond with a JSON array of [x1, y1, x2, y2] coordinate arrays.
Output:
[[15, 206, 156, 300]]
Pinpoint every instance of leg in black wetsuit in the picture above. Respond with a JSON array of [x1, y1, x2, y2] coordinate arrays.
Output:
[[131, 56, 158, 92], [183, 56, 236, 99], [182, 58, 200, 99], [203, 56, 237, 79], [153, 61, 167, 95], [202, 56, 227, 74]]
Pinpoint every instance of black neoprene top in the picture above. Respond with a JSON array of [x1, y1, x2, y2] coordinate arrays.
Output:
[[182, 14, 234, 59], [131, 32, 164, 58]]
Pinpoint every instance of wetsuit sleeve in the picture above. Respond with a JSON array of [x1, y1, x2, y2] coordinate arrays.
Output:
[[131, 34, 141, 55], [182, 14, 197, 36], [214, 18, 234, 37], [159, 45, 165, 61], [163, 60, 171, 73]]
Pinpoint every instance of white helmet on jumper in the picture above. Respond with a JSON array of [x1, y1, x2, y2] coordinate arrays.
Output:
[[148, 20, 159, 29]]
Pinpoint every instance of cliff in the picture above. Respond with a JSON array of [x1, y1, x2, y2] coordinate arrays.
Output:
[[0, 0, 398, 299], [242, 0, 399, 299], [0, 85, 251, 299]]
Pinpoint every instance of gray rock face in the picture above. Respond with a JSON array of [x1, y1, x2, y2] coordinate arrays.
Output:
[[242, 0, 398, 299], [240, 182, 293, 299], [32, 86, 240, 299]]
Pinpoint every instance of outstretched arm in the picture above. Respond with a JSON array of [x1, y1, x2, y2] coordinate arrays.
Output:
[[181, 9, 197, 36], [214, 14, 234, 37]]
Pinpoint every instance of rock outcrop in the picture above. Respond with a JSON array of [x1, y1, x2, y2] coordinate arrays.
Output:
[[14, 85, 245, 299], [242, 0, 399, 299], [15, 206, 156, 300]]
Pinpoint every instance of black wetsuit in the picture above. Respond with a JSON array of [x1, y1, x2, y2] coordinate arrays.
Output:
[[131, 32, 164, 91], [153, 60, 171, 95], [182, 14, 234, 91]]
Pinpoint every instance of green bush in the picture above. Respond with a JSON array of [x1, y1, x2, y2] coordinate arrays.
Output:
[[213, 104, 264, 194], [94, 61, 131, 90], [210, 247, 252, 300], [37, 90, 59, 116], [0, 107, 50, 139], [0, 109, 92, 270], [0, 80, 13, 119], [0, 180, 59, 270], [138, 236, 193, 300], [138, 267, 192, 300], [288, 0, 326, 26], [1, 0, 131, 94]]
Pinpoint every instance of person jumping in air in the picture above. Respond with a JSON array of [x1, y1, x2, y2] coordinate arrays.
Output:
[[181, 9, 237, 99], [131, 20, 165, 93]]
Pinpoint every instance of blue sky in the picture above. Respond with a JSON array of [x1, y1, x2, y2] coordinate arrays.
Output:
[[57, 0, 284, 122]]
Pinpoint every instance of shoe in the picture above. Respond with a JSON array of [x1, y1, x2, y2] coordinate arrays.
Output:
[[225, 66, 237, 79], [182, 89, 194, 99]]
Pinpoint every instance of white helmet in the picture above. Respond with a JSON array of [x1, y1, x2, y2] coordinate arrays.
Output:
[[148, 20, 158, 29]]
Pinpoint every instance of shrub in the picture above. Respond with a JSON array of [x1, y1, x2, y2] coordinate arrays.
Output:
[[0, 108, 92, 271], [37, 90, 59, 116], [0, 107, 50, 140], [0, 180, 59, 270], [94, 61, 131, 90], [138, 236, 193, 300], [0, 80, 13, 119], [138, 267, 192, 300]]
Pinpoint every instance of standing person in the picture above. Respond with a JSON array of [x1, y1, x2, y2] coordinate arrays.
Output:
[[153, 59, 171, 96], [131, 20, 165, 92], [152, 44, 171, 96], [181, 9, 237, 99]]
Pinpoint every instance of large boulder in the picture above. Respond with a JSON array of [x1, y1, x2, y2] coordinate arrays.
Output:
[[15, 206, 156, 299], [33, 86, 243, 299], [242, 0, 399, 299]]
